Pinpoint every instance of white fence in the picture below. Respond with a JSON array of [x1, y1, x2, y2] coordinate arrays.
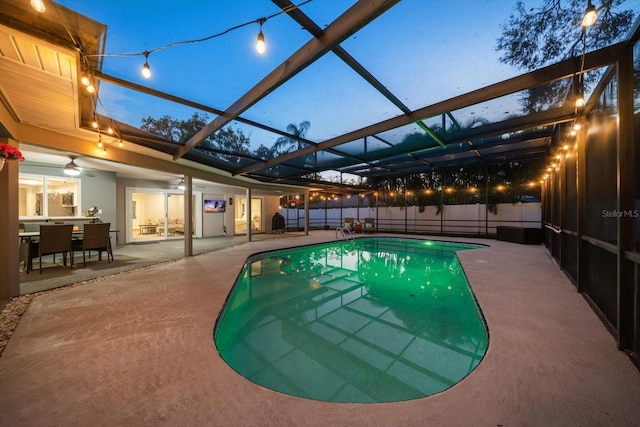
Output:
[[281, 202, 541, 235]]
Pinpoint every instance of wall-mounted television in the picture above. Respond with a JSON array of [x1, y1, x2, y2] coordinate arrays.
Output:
[[204, 199, 226, 213]]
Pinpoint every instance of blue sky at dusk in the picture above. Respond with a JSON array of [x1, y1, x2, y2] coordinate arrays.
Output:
[[54, 0, 640, 152]]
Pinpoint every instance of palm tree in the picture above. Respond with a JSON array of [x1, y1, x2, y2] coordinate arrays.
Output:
[[273, 121, 310, 154]]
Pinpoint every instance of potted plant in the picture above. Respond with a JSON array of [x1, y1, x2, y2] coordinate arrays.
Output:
[[0, 143, 25, 171]]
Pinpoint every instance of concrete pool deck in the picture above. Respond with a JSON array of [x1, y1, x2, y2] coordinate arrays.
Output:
[[1, 232, 639, 426]]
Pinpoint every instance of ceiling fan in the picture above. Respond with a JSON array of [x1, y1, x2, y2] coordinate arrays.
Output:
[[63, 155, 95, 177]]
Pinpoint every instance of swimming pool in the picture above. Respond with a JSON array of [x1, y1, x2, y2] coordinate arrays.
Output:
[[214, 237, 488, 403]]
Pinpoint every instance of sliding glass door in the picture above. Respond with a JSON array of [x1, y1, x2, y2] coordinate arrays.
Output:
[[126, 188, 201, 243], [233, 197, 263, 234]]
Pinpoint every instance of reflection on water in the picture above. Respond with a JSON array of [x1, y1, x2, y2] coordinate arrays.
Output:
[[215, 238, 488, 403]]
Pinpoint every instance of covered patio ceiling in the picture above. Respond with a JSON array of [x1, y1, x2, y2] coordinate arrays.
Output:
[[0, 0, 631, 191]]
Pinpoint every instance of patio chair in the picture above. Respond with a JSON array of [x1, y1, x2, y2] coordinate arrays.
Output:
[[19, 223, 40, 273], [363, 218, 376, 233], [37, 224, 74, 274], [343, 217, 354, 232], [78, 222, 113, 266]]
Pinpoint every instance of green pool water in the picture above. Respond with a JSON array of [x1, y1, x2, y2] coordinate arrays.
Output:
[[214, 237, 488, 403]]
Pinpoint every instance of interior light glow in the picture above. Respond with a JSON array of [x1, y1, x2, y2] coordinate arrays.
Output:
[[575, 97, 585, 108], [63, 156, 81, 176]]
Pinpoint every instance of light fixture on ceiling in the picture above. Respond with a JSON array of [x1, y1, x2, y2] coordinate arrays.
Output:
[[256, 18, 266, 54], [582, 0, 597, 27], [64, 155, 81, 176], [30, 0, 46, 13], [141, 51, 151, 78], [177, 178, 185, 191]]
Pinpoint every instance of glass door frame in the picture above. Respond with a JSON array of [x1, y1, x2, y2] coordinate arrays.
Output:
[[125, 187, 202, 243]]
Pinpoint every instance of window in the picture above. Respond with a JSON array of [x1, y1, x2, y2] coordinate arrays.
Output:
[[19, 174, 80, 218]]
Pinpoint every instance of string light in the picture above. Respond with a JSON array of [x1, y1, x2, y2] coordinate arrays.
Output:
[[80, 1, 311, 79], [582, 0, 597, 27], [256, 18, 266, 54], [141, 51, 151, 79], [30, 0, 46, 13]]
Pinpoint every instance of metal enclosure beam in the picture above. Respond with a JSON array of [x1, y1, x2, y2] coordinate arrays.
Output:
[[233, 42, 625, 176], [175, 0, 400, 160], [616, 48, 635, 351]]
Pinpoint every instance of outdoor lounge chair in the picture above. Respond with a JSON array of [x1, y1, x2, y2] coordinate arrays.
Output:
[[363, 218, 376, 233], [343, 217, 354, 232]]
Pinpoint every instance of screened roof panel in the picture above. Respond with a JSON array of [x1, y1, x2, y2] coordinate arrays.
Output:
[[339, 1, 521, 112], [30, 0, 631, 187], [96, 2, 317, 110], [241, 52, 404, 143]]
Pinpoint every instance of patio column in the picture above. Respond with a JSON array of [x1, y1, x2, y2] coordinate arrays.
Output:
[[616, 47, 635, 351], [324, 196, 328, 228], [0, 137, 20, 300], [304, 190, 309, 235], [246, 188, 252, 242], [576, 116, 587, 294], [404, 177, 408, 234], [183, 175, 193, 257], [485, 167, 489, 236]]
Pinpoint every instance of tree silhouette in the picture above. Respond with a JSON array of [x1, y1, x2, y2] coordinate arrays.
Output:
[[273, 121, 311, 154], [496, 0, 635, 71], [496, 0, 636, 112]]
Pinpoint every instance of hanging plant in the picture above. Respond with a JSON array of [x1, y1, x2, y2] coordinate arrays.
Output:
[[0, 143, 25, 161]]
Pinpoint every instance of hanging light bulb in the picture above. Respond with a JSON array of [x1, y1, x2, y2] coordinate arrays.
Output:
[[141, 51, 151, 79], [177, 178, 185, 191], [575, 96, 585, 108], [86, 84, 96, 93], [118, 139, 124, 148], [80, 75, 90, 86], [97, 134, 103, 149], [91, 114, 99, 129], [256, 18, 266, 54], [30, 0, 46, 13], [107, 124, 114, 135], [582, 0, 597, 27]]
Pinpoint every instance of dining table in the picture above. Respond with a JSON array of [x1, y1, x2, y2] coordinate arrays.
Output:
[[19, 228, 119, 272]]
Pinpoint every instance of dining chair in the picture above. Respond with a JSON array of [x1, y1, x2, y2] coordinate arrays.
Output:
[[20, 223, 41, 274], [79, 222, 113, 267], [37, 224, 74, 274]]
